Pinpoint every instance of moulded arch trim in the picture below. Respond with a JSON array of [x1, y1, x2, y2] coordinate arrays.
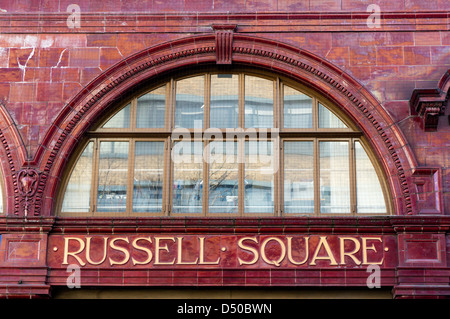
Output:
[[0, 102, 32, 216], [32, 33, 417, 217]]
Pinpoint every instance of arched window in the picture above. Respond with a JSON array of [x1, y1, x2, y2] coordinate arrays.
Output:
[[58, 71, 391, 217]]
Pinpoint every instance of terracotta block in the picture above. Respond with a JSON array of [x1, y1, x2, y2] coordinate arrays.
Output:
[[0, 48, 9, 68], [350, 46, 376, 66], [404, 46, 432, 66], [370, 66, 399, 81], [54, 34, 86, 48], [9, 48, 38, 68], [39, 48, 69, 68], [332, 33, 359, 47], [0, 68, 23, 82], [37, 82, 63, 102], [277, 0, 309, 10], [384, 80, 416, 101], [100, 48, 124, 71], [24, 67, 52, 82], [152, 0, 184, 12], [405, 0, 441, 10], [63, 82, 83, 102], [86, 34, 117, 47], [184, 0, 214, 11], [310, 0, 341, 11], [0, 34, 25, 47], [430, 46, 450, 65], [69, 48, 100, 68], [385, 32, 414, 46], [442, 32, 450, 45], [51, 67, 80, 82], [384, 100, 411, 123], [358, 32, 386, 47], [211, 0, 246, 12], [0, 234, 48, 267], [347, 66, 371, 83], [116, 34, 147, 58], [376, 46, 404, 66], [10, 82, 36, 102], [245, 0, 277, 11], [30, 102, 48, 126], [414, 32, 441, 46]]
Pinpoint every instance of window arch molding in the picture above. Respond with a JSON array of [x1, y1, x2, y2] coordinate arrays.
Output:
[[29, 34, 416, 217]]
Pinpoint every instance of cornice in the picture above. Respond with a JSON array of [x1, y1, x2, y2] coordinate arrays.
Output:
[[0, 11, 448, 33]]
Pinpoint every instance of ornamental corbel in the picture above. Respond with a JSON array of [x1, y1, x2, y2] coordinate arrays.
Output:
[[212, 24, 237, 65], [410, 69, 449, 132]]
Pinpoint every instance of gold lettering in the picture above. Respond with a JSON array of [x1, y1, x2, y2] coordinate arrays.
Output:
[[86, 237, 108, 265], [287, 236, 309, 265], [237, 237, 259, 265], [261, 237, 286, 267], [339, 237, 361, 265], [63, 237, 86, 266], [310, 236, 338, 266], [154, 237, 176, 265], [132, 237, 153, 265], [109, 237, 130, 266], [176, 237, 199, 265], [362, 237, 384, 265], [199, 237, 220, 265]]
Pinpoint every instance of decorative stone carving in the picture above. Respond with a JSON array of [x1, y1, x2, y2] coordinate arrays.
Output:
[[212, 24, 236, 64], [410, 69, 449, 132], [17, 168, 40, 217]]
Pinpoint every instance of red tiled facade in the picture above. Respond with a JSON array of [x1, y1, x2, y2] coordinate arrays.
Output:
[[0, 1, 448, 299]]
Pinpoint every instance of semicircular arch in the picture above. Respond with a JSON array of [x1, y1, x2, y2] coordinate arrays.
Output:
[[32, 33, 417, 217]]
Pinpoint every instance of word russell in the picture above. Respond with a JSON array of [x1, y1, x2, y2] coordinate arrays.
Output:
[[53, 234, 390, 268]]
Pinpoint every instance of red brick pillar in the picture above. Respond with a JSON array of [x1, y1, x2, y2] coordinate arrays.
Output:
[[392, 218, 450, 299], [0, 217, 53, 298]]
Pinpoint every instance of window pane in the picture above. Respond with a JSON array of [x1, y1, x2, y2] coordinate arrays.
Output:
[[355, 141, 387, 214], [175, 76, 204, 129], [284, 141, 314, 213], [102, 104, 131, 128], [62, 142, 93, 212], [97, 141, 129, 212], [245, 140, 274, 213], [133, 142, 164, 212], [319, 141, 350, 213], [210, 74, 239, 128], [208, 141, 239, 213], [245, 76, 273, 128], [283, 86, 313, 128], [172, 141, 203, 213], [318, 103, 348, 128], [136, 87, 166, 128]]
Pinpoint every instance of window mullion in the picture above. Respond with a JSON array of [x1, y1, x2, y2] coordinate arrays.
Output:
[[238, 137, 244, 216], [166, 138, 173, 216], [203, 140, 209, 217], [278, 138, 283, 216], [313, 138, 320, 216], [91, 139, 100, 215], [349, 139, 357, 215], [126, 139, 136, 216]]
